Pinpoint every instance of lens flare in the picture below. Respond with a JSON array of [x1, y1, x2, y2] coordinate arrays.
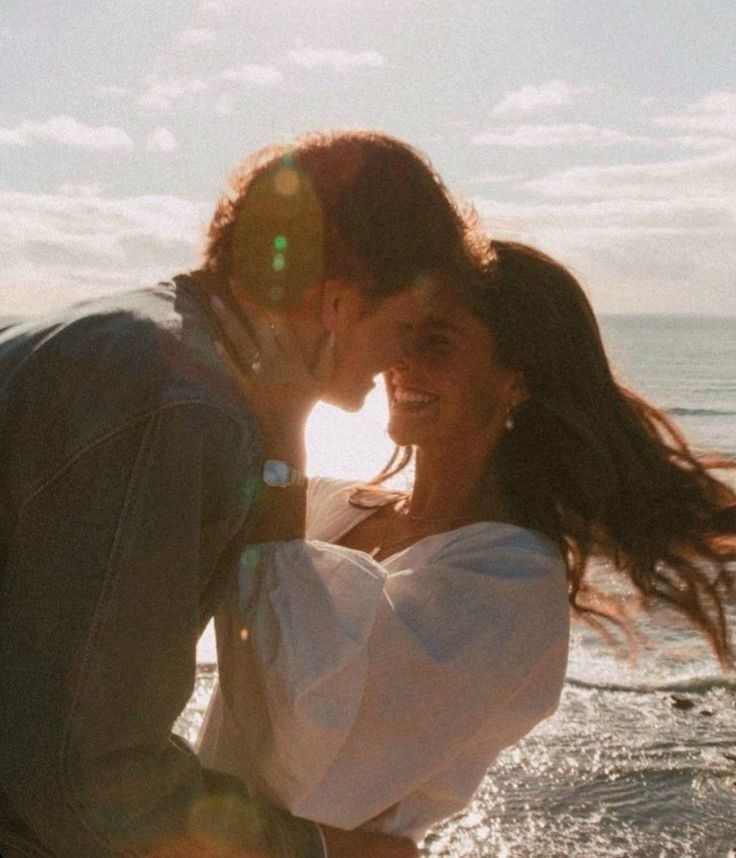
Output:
[[238, 548, 261, 611], [274, 167, 300, 197], [189, 794, 266, 852], [231, 156, 324, 308]]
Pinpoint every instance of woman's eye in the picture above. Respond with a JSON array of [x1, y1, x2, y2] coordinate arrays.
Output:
[[418, 334, 451, 351]]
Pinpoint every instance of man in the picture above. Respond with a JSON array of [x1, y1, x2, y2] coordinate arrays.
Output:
[[0, 130, 469, 856]]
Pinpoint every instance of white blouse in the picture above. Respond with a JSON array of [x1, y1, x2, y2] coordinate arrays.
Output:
[[197, 477, 570, 841]]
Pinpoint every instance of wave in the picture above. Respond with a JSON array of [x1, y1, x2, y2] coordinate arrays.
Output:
[[666, 407, 736, 417], [565, 675, 736, 694]]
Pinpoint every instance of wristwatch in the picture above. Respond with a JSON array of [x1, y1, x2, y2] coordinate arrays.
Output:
[[261, 459, 306, 488]]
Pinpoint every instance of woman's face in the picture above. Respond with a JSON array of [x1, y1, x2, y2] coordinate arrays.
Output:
[[384, 282, 524, 453]]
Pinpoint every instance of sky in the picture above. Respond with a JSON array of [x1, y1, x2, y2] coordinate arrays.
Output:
[[1, 0, 735, 318]]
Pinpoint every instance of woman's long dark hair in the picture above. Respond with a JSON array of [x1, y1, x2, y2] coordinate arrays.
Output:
[[369, 240, 736, 668]]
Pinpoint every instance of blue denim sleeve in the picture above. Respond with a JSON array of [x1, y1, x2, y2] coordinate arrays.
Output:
[[0, 402, 324, 857]]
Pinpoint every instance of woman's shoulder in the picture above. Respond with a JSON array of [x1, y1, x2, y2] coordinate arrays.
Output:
[[306, 478, 404, 529], [408, 519, 564, 578], [306, 476, 358, 512], [307, 477, 404, 506], [305, 476, 364, 540], [381, 521, 569, 669]]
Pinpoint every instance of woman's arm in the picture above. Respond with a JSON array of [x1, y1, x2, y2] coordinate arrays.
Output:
[[211, 530, 570, 838]]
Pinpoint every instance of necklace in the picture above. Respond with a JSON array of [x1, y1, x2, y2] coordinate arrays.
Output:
[[368, 498, 485, 559], [394, 497, 483, 524], [368, 515, 420, 559]]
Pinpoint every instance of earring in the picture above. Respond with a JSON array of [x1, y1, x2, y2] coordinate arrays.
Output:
[[505, 402, 515, 431]]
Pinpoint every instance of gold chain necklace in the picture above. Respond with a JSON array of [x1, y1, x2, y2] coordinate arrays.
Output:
[[368, 499, 485, 559], [394, 497, 483, 524]]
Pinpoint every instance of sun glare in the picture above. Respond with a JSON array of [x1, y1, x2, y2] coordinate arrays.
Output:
[[306, 376, 395, 480]]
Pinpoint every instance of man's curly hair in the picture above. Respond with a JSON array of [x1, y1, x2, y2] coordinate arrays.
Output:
[[201, 130, 473, 307]]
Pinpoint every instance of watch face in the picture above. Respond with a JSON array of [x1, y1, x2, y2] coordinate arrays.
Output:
[[263, 459, 291, 487]]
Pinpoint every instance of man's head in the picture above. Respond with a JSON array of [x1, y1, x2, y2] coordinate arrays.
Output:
[[201, 130, 475, 409]]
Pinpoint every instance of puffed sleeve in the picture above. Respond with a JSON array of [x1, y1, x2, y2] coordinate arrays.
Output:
[[204, 524, 569, 840], [204, 539, 387, 808], [284, 526, 569, 836]]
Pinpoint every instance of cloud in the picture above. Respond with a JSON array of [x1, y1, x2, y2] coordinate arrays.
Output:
[[288, 48, 386, 73], [471, 123, 654, 148], [0, 190, 205, 249], [175, 27, 217, 47], [670, 135, 736, 151], [197, 0, 236, 13], [459, 172, 526, 187], [654, 89, 736, 139], [0, 126, 26, 145], [56, 182, 107, 197], [474, 196, 731, 236], [491, 80, 592, 117], [94, 85, 130, 99], [472, 192, 736, 314], [0, 115, 134, 150], [145, 127, 177, 152], [137, 75, 208, 111], [216, 94, 235, 116], [470, 144, 736, 314], [526, 145, 736, 203], [220, 64, 283, 85], [0, 189, 208, 314], [135, 62, 281, 116]]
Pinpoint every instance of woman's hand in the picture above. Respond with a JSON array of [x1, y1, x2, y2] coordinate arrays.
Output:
[[211, 291, 333, 439]]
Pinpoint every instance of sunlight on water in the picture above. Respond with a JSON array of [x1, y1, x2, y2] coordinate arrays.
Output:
[[178, 660, 736, 858]]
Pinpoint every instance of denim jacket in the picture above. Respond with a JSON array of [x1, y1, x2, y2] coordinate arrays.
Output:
[[0, 276, 323, 856]]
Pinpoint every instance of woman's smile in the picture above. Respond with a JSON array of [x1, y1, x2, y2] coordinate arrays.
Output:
[[390, 384, 439, 409]]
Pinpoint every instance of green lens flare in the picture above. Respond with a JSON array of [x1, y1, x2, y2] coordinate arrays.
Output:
[[273, 235, 287, 251], [272, 252, 286, 272]]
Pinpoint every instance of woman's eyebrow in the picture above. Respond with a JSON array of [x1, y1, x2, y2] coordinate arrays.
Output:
[[397, 315, 462, 334], [419, 316, 462, 333]]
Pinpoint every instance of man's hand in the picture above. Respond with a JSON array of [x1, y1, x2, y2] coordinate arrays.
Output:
[[146, 837, 268, 857], [320, 824, 419, 858], [211, 291, 333, 435]]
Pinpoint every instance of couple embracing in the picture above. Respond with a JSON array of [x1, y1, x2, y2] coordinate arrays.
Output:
[[1, 130, 734, 857]]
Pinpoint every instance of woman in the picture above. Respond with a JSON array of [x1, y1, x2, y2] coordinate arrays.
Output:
[[199, 240, 736, 842]]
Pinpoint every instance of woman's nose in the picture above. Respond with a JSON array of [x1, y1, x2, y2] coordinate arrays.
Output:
[[395, 327, 422, 365], [388, 343, 414, 371]]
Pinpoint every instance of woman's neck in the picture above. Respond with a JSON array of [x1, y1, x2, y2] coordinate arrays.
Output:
[[407, 442, 507, 523]]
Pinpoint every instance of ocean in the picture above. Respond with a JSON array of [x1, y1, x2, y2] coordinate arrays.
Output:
[[179, 315, 736, 857]]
